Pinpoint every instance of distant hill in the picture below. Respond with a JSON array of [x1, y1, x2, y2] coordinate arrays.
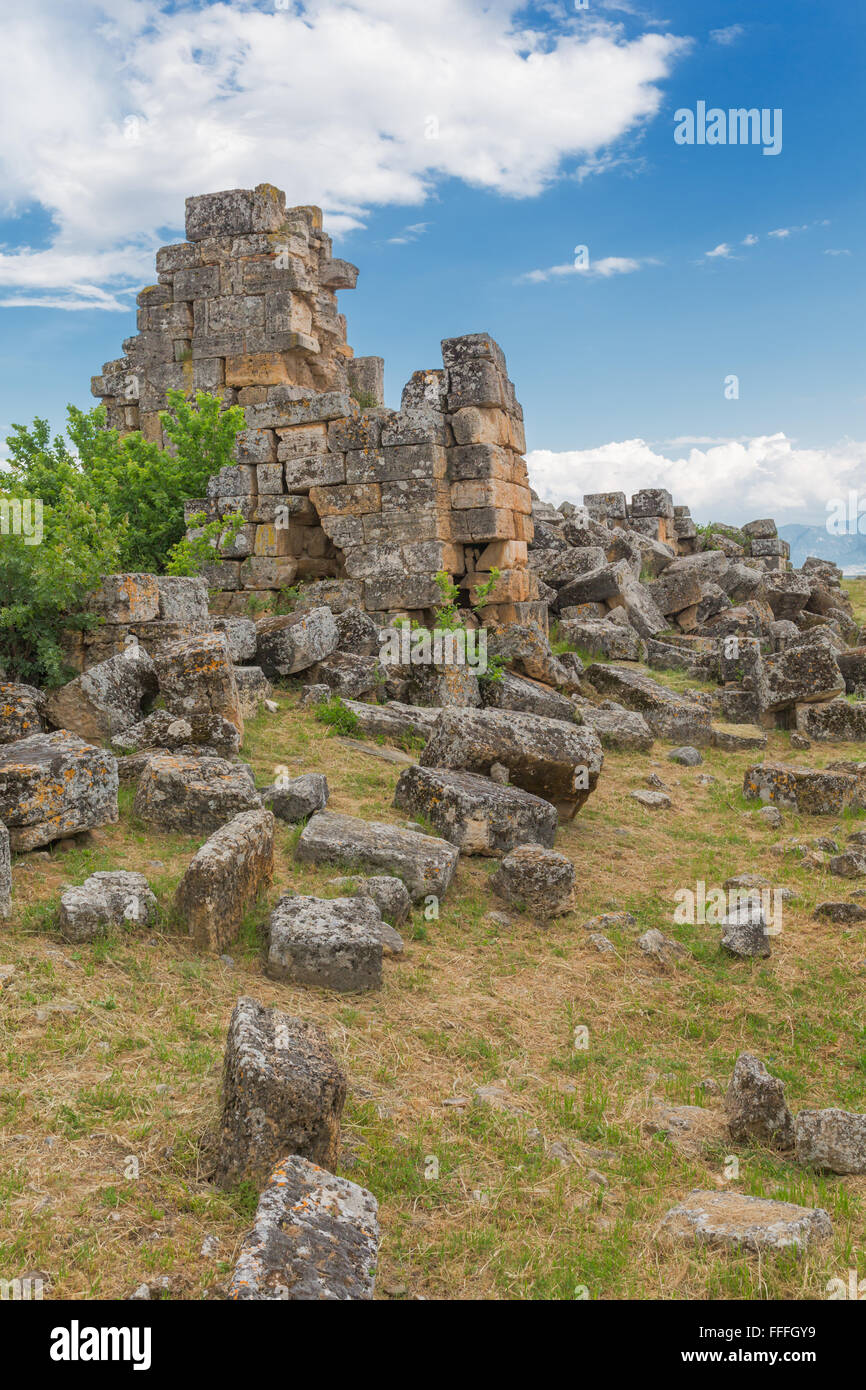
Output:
[[778, 523, 866, 574]]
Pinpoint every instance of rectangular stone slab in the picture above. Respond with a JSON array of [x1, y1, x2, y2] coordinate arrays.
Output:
[[295, 811, 458, 901], [393, 764, 557, 856]]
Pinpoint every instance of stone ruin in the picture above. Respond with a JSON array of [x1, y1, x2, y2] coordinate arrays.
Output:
[[91, 183, 542, 628]]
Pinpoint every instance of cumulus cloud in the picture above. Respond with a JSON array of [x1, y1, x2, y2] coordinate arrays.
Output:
[[518, 254, 648, 283], [705, 242, 732, 258], [709, 24, 745, 46], [0, 0, 689, 309], [526, 433, 866, 526]]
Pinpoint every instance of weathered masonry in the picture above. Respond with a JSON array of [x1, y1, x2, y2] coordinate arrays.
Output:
[[91, 184, 542, 628]]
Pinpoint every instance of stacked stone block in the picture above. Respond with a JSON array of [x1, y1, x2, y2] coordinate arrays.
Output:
[[91, 186, 537, 629]]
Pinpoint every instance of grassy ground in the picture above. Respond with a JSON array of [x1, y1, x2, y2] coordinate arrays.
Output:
[[1, 673, 865, 1301]]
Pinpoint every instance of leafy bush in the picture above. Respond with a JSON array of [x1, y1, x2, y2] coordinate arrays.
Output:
[[314, 696, 360, 736], [0, 391, 245, 684]]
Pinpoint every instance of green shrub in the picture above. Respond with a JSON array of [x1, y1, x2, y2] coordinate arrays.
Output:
[[314, 696, 360, 736]]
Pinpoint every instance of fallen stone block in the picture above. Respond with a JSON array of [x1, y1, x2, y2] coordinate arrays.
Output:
[[295, 811, 458, 901], [743, 763, 866, 816], [794, 1108, 866, 1175], [227, 1155, 378, 1300], [133, 754, 261, 833], [266, 893, 383, 991], [326, 875, 410, 927], [233, 666, 272, 720], [420, 707, 603, 817], [574, 703, 654, 752], [586, 665, 712, 745], [0, 732, 119, 850], [115, 710, 240, 758], [341, 700, 441, 743], [212, 616, 258, 662], [762, 645, 844, 712], [0, 824, 11, 919], [58, 871, 157, 943], [711, 722, 767, 751], [175, 808, 275, 952], [307, 651, 382, 701], [630, 789, 670, 809], [795, 698, 866, 742], [262, 773, 329, 822], [491, 843, 575, 919], [479, 671, 576, 722], [720, 901, 771, 957], [87, 573, 160, 624], [725, 1054, 794, 1148], [214, 997, 347, 1188], [255, 606, 339, 677], [393, 764, 558, 856], [659, 1190, 832, 1253], [154, 632, 244, 737], [0, 684, 45, 744], [155, 575, 210, 623], [814, 900, 866, 924], [44, 650, 157, 743], [556, 619, 644, 662]]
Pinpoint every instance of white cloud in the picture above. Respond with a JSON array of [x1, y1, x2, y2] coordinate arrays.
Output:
[[519, 255, 649, 283], [825, 248, 852, 257], [386, 222, 430, 245], [709, 24, 745, 46], [0, 0, 690, 308], [705, 242, 732, 258], [742, 233, 758, 246], [526, 433, 866, 526]]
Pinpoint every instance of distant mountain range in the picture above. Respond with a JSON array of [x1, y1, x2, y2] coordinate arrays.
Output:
[[778, 524, 866, 575]]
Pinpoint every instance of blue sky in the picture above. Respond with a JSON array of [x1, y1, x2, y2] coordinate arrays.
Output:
[[0, 0, 863, 524]]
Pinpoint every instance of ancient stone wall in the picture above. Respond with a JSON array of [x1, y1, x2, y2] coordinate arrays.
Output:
[[91, 184, 540, 628]]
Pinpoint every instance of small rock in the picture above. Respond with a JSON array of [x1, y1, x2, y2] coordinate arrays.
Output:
[[668, 746, 702, 766]]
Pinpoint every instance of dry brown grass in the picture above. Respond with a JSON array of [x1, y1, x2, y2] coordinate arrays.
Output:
[[1, 688, 865, 1301]]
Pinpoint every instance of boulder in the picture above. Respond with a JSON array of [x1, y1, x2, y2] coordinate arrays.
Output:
[[155, 575, 209, 623], [0, 683, 45, 744], [762, 572, 811, 620], [720, 901, 771, 957], [480, 671, 577, 722], [795, 698, 866, 742], [586, 665, 712, 745], [420, 707, 603, 817], [668, 746, 702, 766], [43, 650, 157, 743], [115, 710, 241, 758], [762, 645, 844, 712], [659, 1190, 831, 1253], [393, 765, 558, 855], [307, 651, 383, 701], [556, 619, 644, 662], [725, 1053, 794, 1148], [175, 808, 275, 952], [743, 763, 866, 816], [227, 1156, 378, 1301], [266, 893, 383, 991], [711, 722, 767, 752], [255, 606, 339, 677], [630, 789, 670, 809], [214, 997, 347, 1188], [233, 666, 272, 720], [262, 773, 329, 822], [133, 754, 261, 833], [87, 573, 160, 623], [794, 1109, 866, 1175], [491, 843, 575, 919], [212, 616, 258, 662], [0, 732, 118, 850], [486, 622, 577, 689], [326, 875, 411, 927], [154, 632, 244, 737], [58, 870, 157, 943], [341, 700, 441, 744], [335, 608, 382, 656], [295, 811, 458, 902]]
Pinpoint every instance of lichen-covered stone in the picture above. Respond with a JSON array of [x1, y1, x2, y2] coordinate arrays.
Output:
[[0, 684, 45, 745], [394, 764, 557, 855], [175, 808, 275, 952], [479, 671, 576, 722], [421, 707, 603, 818], [585, 664, 712, 745], [255, 606, 339, 677], [233, 665, 272, 720], [153, 632, 244, 737], [266, 893, 383, 991], [133, 753, 260, 832], [262, 773, 328, 822], [659, 1190, 832, 1253], [215, 997, 347, 1188], [44, 650, 157, 743], [0, 732, 119, 850], [58, 871, 157, 943], [725, 1053, 794, 1148], [795, 1108, 866, 1174], [227, 1156, 378, 1300], [491, 843, 574, 919], [326, 874, 410, 927], [296, 810, 458, 901], [743, 763, 866, 816], [720, 901, 772, 957], [115, 710, 240, 758], [0, 824, 10, 918]]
